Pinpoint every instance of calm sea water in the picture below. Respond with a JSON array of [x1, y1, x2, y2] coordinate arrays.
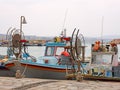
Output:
[[0, 46, 45, 58], [0, 44, 120, 61]]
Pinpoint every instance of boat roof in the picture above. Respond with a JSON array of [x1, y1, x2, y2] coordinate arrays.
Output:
[[46, 42, 66, 47]]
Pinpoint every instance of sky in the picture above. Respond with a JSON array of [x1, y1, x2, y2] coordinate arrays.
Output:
[[0, 0, 120, 37]]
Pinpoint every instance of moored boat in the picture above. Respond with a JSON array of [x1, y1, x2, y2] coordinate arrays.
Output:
[[1, 28, 87, 80], [5, 41, 73, 79], [83, 41, 120, 81]]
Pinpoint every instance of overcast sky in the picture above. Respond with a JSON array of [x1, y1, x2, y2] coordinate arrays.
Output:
[[0, 0, 120, 37]]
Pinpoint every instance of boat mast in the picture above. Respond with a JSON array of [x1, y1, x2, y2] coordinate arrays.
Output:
[[101, 16, 104, 48], [62, 9, 68, 37]]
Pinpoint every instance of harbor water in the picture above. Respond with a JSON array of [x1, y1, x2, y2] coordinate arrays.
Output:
[[0, 44, 120, 61], [0, 45, 90, 58]]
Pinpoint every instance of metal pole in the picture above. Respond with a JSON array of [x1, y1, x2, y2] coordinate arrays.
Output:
[[101, 16, 104, 49], [19, 16, 23, 59], [20, 16, 23, 35], [62, 9, 68, 31]]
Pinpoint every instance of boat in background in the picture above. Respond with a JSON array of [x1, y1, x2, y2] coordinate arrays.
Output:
[[83, 41, 120, 81]]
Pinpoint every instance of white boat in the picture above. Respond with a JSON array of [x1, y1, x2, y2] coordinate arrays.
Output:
[[83, 41, 120, 81]]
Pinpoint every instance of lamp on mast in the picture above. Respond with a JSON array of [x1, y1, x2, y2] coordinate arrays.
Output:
[[20, 16, 27, 34]]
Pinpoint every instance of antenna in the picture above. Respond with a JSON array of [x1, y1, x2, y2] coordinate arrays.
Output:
[[62, 9, 68, 31], [101, 16, 104, 45]]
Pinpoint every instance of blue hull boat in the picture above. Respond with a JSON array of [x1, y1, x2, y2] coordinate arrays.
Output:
[[3, 41, 78, 79], [1, 28, 87, 80]]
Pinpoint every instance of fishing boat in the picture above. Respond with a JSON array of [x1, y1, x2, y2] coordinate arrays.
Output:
[[0, 28, 87, 80], [5, 41, 72, 79], [83, 41, 120, 81]]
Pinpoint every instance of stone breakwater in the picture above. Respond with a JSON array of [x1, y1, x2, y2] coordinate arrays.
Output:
[[0, 77, 120, 90]]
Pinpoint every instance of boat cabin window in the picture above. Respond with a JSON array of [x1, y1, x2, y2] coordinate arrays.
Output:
[[91, 52, 115, 64], [45, 47, 54, 56], [56, 47, 64, 56], [45, 46, 65, 56]]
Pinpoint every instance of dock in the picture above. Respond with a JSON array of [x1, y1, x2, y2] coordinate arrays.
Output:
[[0, 77, 120, 90]]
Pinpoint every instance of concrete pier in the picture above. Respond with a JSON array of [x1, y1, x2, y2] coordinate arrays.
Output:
[[0, 77, 120, 90]]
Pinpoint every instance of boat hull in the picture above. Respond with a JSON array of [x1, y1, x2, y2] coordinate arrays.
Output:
[[3, 62, 68, 79], [0, 67, 14, 77]]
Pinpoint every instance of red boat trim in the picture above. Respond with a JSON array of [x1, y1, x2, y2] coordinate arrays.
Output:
[[6, 63, 67, 72]]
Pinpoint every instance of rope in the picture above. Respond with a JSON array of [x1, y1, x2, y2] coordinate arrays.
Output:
[[21, 64, 28, 77]]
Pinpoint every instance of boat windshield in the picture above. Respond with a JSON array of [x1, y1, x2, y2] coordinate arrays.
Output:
[[45, 47, 54, 56], [56, 47, 64, 56], [45, 46, 64, 56]]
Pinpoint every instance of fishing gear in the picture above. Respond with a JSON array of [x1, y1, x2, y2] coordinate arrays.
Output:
[[70, 28, 86, 74]]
